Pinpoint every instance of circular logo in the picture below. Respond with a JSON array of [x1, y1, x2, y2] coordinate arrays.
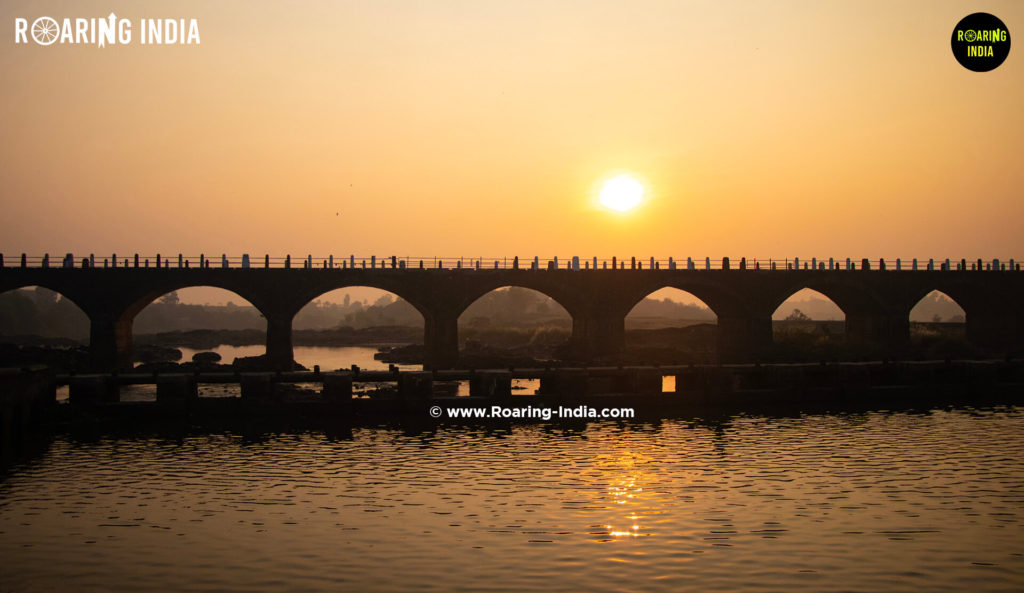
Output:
[[951, 13, 1011, 72], [429, 405, 442, 418], [31, 17, 59, 46]]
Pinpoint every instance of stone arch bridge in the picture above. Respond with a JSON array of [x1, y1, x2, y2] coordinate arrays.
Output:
[[1, 265, 1022, 370]]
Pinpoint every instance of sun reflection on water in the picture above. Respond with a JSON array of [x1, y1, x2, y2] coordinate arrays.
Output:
[[594, 451, 654, 540]]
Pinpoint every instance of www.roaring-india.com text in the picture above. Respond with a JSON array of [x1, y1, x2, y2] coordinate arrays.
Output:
[[430, 405, 635, 420]]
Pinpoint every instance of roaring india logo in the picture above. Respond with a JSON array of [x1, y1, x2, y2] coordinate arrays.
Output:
[[950, 12, 1011, 72], [13, 13, 199, 47]]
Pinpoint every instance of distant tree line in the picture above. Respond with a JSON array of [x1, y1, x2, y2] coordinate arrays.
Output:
[[0, 287, 89, 341]]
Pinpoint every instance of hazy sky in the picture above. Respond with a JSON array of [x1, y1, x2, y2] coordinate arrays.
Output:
[[2, 0, 1021, 262]]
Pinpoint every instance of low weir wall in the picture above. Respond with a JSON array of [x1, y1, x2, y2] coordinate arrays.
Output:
[[46, 360, 1024, 424]]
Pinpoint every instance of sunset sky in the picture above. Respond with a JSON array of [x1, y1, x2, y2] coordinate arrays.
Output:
[[1, 0, 1022, 263]]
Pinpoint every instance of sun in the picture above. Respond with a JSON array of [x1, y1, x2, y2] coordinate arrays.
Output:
[[598, 174, 645, 212]]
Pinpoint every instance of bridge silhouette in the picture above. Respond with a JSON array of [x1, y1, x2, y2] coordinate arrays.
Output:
[[1, 254, 1021, 371]]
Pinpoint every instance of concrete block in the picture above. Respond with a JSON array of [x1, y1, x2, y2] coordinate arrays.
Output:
[[398, 372, 432, 399], [157, 374, 197, 404], [241, 373, 275, 401], [470, 371, 511, 402], [69, 375, 118, 405]]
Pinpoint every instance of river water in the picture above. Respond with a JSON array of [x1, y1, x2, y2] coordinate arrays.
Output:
[[175, 344, 415, 372], [95, 346, 539, 401], [1, 405, 1022, 592]]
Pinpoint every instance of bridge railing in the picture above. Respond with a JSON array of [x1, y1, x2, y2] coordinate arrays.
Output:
[[0, 253, 1019, 272]]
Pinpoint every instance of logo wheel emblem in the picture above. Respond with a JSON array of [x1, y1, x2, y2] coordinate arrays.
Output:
[[31, 17, 59, 45]]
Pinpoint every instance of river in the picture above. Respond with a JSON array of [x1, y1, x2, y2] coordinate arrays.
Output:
[[1, 405, 1022, 592], [175, 344, 415, 372], [81, 346, 539, 401]]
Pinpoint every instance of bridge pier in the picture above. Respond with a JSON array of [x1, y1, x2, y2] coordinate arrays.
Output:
[[967, 311, 1022, 355], [424, 314, 459, 370], [266, 317, 296, 371], [846, 312, 910, 356], [89, 317, 133, 371], [570, 314, 625, 362], [718, 315, 772, 363]]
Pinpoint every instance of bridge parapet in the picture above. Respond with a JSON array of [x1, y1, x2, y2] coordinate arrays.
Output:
[[2, 253, 1020, 272]]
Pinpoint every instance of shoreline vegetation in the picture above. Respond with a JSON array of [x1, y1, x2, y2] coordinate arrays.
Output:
[[0, 321, 979, 374]]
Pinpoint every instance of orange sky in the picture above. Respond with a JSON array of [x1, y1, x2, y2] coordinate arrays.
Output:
[[1, 0, 1022, 262]]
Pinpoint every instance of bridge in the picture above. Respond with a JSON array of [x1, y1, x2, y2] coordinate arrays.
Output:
[[1, 254, 1022, 371]]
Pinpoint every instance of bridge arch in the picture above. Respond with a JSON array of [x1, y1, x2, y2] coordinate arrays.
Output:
[[624, 287, 718, 363], [452, 277, 581, 320], [455, 286, 571, 365], [909, 290, 966, 323], [293, 286, 426, 370], [771, 288, 846, 361], [907, 289, 970, 358], [772, 288, 845, 321], [0, 285, 90, 349], [128, 287, 268, 368]]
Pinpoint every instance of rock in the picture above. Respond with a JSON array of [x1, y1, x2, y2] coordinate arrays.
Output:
[[191, 351, 222, 365], [134, 344, 183, 363]]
